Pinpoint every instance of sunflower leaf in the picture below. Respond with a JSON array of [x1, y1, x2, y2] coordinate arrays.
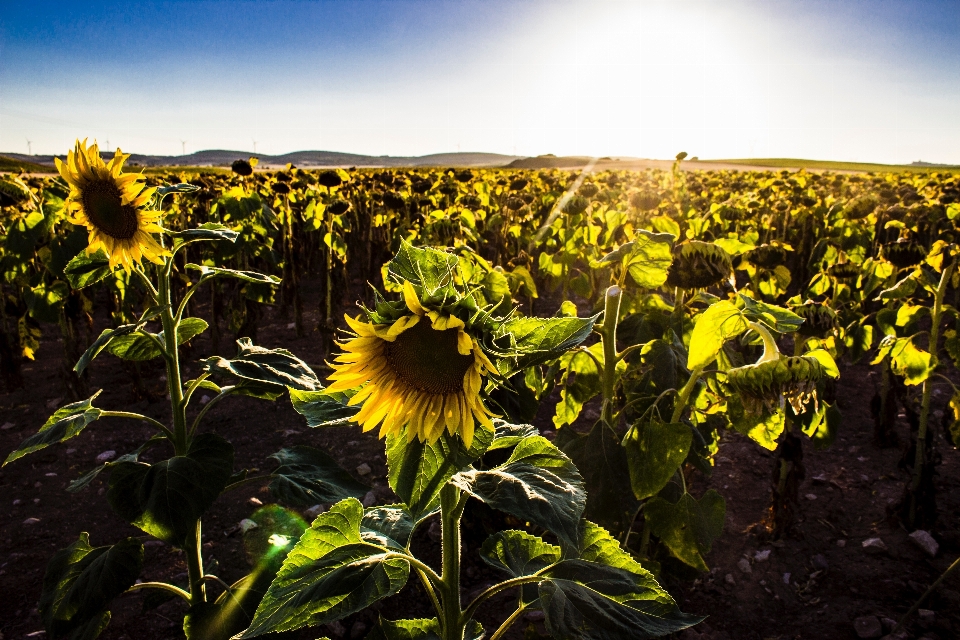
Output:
[[64, 250, 115, 289], [74, 324, 137, 374], [171, 222, 239, 244], [622, 421, 692, 501], [386, 428, 492, 521], [361, 505, 416, 550], [186, 264, 280, 286], [106, 434, 234, 546], [687, 300, 747, 370], [288, 387, 360, 427], [480, 530, 561, 578], [496, 315, 599, 376], [4, 391, 103, 466], [201, 338, 321, 391], [268, 446, 369, 507], [106, 318, 208, 361], [39, 533, 142, 638], [643, 490, 726, 572], [239, 499, 409, 638], [386, 240, 459, 297], [366, 617, 484, 640], [450, 436, 585, 551]]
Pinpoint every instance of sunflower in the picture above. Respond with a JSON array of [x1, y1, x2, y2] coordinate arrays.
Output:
[[326, 282, 498, 447], [56, 139, 167, 272]]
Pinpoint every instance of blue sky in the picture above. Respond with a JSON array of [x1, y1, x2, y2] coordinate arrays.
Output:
[[1, 0, 958, 163]]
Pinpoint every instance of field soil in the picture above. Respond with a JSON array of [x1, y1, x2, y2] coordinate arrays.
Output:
[[2, 280, 960, 640]]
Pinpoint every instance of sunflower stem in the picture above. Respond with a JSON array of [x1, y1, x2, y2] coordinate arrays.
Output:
[[440, 483, 465, 640], [158, 256, 205, 605], [599, 285, 622, 428]]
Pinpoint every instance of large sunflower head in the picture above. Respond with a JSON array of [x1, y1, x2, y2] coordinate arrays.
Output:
[[326, 281, 498, 448], [56, 139, 167, 272]]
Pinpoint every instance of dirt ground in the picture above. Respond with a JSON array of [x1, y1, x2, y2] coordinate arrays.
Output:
[[2, 280, 960, 640]]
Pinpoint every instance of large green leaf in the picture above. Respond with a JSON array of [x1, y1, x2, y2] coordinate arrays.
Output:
[[687, 300, 747, 370], [25, 280, 68, 323], [68, 435, 166, 493], [4, 391, 103, 466], [563, 423, 638, 532], [106, 317, 208, 361], [386, 240, 459, 296], [366, 617, 484, 640], [644, 490, 725, 572], [74, 324, 137, 374], [268, 446, 368, 507], [201, 338, 321, 391], [186, 263, 280, 285], [873, 336, 935, 385], [539, 570, 703, 640], [480, 530, 561, 577], [39, 534, 143, 637], [288, 387, 359, 427], [361, 505, 416, 549], [597, 230, 675, 289], [106, 434, 234, 546], [496, 315, 598, 376], [552, 343, 605, 430], [737, 295, 803, 333], [488, 419, 539, 451], [622, 421, 692, 501], [451, 436, 585, 550], [239, 499, 409, 638], [64, 249, 114, 289], [386, 428, 492, 520]]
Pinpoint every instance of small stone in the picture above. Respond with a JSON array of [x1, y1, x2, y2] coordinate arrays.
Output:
[[811, 554, 829, 570], [33, 482, 42, 488], [96, 450, 116, 463], [862, 537, 887, 554], [23, 518, 40, 525], [909, 530, 939, 558], [754, 549, 771, 562], [248, 497, 263, 506], [24, 632, 45, 638], [33, 498, 40, 504], [362, 491, 377, 507], [287, 322, 297, 330], [854, 615, 883, 639], [725, 573, 736, 585], [783, 572, 791, 584], [45, 398, 62, 409], [837, 539, 847, 548], [880, 618, 897, 632], [0, 422, 14, 430], [144, 540, 164, 547], [805, 493, 818, 501], [356, 463, 372, 476], [325, 620, 346, 638], [44, 473, 57, 477], [737, 558, 752, 574], [524, 610, 545, 622], [239, 518, 258, 534], [349, 620, 367, 639], [305, 504, 326, 518], [12, 499, 21, 506], [465, 566, 477, 578], [917, 609, 935, 625], [65, 449, 76, 454], [199, 395, 211, 405]]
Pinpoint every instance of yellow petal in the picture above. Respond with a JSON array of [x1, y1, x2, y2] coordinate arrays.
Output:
[[403, 281, 426, 315]]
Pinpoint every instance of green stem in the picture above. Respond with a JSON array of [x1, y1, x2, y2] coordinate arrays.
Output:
[[490, 605, 527, 640], [126, 581, 191, 601], [100, 411, 173, 441], [747, 321, 781, 364], [910, 258, 956, 522], [440, 484, 465, 640], [671, 366, 704, 424], [461, 574, 545, 624], [599, 285, 622, 428]]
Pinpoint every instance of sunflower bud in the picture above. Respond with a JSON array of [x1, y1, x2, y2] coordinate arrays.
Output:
[[665, 241, 733, 289], [792, 302, 836, 338], [727, 355, 826, 415], [881, 241, 926, 269], [745, 244, 788, 269]]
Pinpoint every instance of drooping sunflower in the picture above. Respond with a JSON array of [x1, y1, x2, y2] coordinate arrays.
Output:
[[56, 139, 167, 271], [326, 282, 498, 447]]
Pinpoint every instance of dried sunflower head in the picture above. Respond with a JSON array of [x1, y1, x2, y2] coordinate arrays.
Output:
[[881, 240, 926, 269], [727, 354, 826, 415], [665, 240, 733, 289], [792, 302, 836, 338]]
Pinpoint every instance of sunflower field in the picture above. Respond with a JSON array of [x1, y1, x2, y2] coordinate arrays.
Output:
[[2, 144, 960, 640]]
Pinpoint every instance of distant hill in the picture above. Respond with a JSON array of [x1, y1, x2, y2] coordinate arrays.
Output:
[[0, 155, 57, 173], [0, 150, 520, 170]]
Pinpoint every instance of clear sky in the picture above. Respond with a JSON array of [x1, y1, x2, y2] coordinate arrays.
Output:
[[2, 0, 958, 163]]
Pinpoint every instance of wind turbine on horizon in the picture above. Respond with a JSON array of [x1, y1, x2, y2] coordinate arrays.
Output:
[[252, 140, 258, 154], [26, 139, 31, 155], [181, 140, 187, 156]]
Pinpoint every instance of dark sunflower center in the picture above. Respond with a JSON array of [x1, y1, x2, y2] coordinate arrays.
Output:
[[80, 180, 139, 240], [385, 320, 475, 395]]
